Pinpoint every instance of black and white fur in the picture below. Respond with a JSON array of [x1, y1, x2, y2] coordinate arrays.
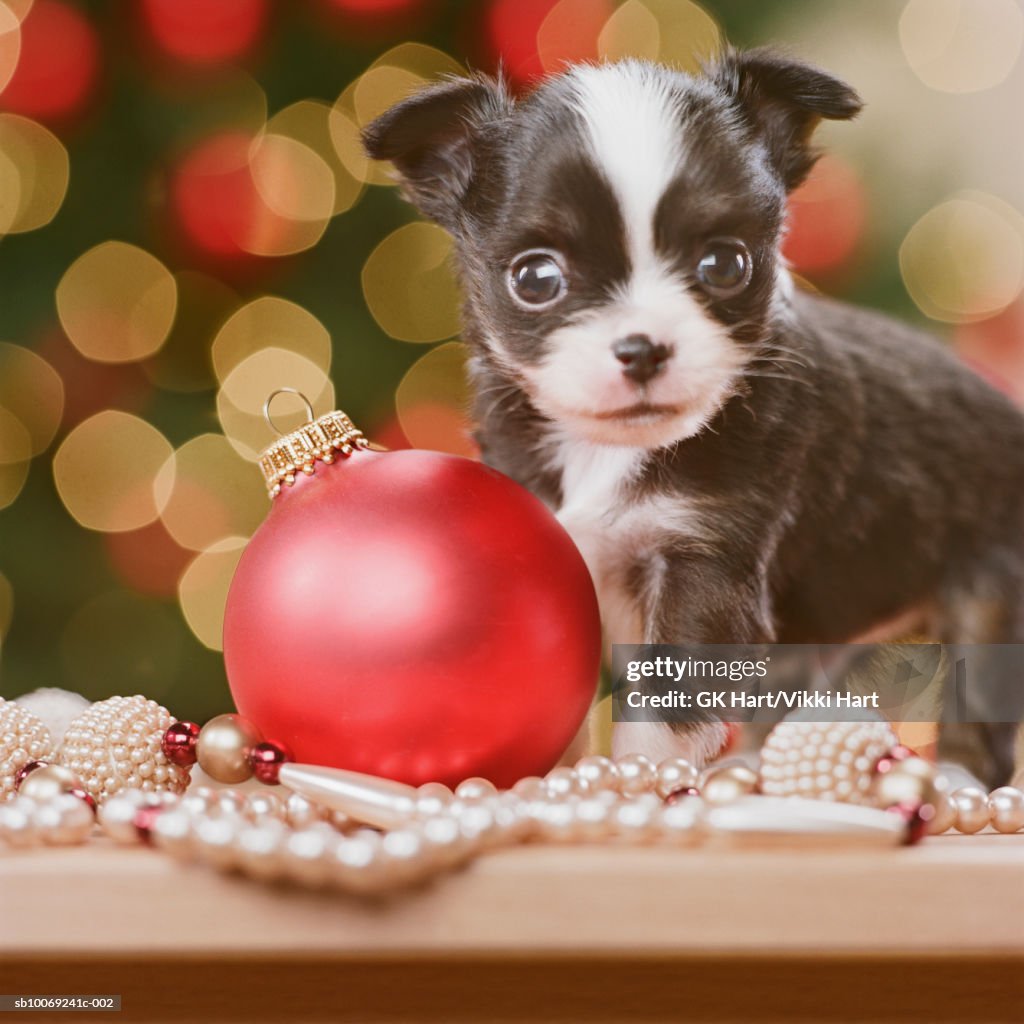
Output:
[[364, 51, 1024, 784]]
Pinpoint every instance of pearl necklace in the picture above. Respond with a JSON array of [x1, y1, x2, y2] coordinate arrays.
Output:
[[1, 695, 1022, 894]]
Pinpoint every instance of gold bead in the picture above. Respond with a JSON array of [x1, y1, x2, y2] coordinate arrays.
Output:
[[925, 790, 958, 834], [951, 787, 990, 834], [615, 753, 656, 795], [416, 782, 454, 816], [702, 765, 758, 805], [988, 787, 1024, 834], [196, 714, 262, 784], [656, 757, 699, 799], [18, 764, 83, 803], [455, 777, 497, 801], [46, 794, 94, 845], [511, 776, 546, 800], [574, 755, 618, 792], [545, 766, 587, 798]]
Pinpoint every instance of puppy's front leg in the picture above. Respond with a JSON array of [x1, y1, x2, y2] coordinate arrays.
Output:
[[612, 552, 775, 767]]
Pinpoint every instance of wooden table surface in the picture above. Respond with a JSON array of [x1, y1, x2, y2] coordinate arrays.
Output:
[[2, 832, 1022, 1023]]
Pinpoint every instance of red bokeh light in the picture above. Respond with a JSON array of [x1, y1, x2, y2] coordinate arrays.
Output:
[[105, 519, 191, 599], [485, 0, 610, 87], [0, 0, 99, 123], [955, 300, 1024, 404], [140, 0, 268, 66], [171, 131, 293, 262], [782, 154, 867, 278]]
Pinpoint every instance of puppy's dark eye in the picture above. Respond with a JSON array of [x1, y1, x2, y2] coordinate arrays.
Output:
[[508, 251, 566, 308], [696, 239, 753, 298]]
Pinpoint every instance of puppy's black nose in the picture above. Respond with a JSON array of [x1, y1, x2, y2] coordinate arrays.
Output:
[[613, 334, 671, 384]]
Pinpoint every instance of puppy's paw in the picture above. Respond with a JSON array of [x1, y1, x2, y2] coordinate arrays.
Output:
[[611, 721, 731, 768]]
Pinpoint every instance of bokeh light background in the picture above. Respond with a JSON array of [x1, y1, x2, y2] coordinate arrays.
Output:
[[0, 0, 1022, 722]]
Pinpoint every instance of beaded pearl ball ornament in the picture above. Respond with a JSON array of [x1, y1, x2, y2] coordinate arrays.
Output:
[[760, 718, 897, 804], [58, 695, 191, 803], [0, 697, 54, 800]]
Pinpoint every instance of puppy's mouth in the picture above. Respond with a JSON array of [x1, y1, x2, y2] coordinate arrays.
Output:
[[589, 402, 682, 423]]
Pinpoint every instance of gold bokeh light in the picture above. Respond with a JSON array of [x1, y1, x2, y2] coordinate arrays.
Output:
[[395, 341, 475, 457], [598, 0, 660, 61], [362, 222, 461, 343], [331, 44, 464, 188], [4, 0, 33, 20], [900, 192, 1024, 323], [0, 405, 30, 465], [156, 433, 266, 552], [53, 411, 174, 533], [0, 405, 29, 511], [598, 0, 721, 69], [178, 537, 247, 651], [217, 347, 335, 460], [0, 3, 20, 98], [57, 241, 178, 364], [899, 0, 1024, 94], [0, 114, 70, 235], [0, 341, 64, 456], [0, 145, 21, 235], [0, 460, 28, 511], [267, 99, 364, 216], [212, 295, 332, 385], [245, 133, 334, 256]]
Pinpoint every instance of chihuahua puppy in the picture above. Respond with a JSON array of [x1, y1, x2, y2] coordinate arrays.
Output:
[[364, 50, 1024, 785]]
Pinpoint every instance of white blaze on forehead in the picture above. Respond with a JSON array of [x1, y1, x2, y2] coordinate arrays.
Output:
[[569, 62, 682, 272]]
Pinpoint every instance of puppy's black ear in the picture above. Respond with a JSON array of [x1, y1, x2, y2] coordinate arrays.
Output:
[[712, 48, 862, 190], [362, 76, 511, 228]]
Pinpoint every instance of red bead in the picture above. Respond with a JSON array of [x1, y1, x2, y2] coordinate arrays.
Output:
[[133, 805, 164, 844], [886, 801, 928, 845], [249, 741, 292, 785], [14, 761, 49, 792], [162, 721, 200, 767], [666, 787, 701, 804], [69, 787, 98, 816]]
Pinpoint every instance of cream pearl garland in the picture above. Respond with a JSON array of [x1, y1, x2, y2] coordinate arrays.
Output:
[[0, 696, 54, 799], [760, 719, 897, 804], [2, 692, 1024, 888], [58, 695, 190, 802], [0, 792, 95, 846]]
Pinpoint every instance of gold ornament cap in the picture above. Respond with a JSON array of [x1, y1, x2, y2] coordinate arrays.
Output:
[[258, 388, 370, 498]]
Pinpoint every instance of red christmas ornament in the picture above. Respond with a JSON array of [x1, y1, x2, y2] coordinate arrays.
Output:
[[223, 402, 601, 789]]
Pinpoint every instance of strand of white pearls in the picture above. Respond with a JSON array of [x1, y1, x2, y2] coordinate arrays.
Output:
[[4, 746, 1024, 865], [0, 791, 96, 846], [934, 785, 1024, 835], [95, 757, 712, 893]]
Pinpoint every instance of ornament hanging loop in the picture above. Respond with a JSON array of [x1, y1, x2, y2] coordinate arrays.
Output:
[[263, 388, 315, 437]]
